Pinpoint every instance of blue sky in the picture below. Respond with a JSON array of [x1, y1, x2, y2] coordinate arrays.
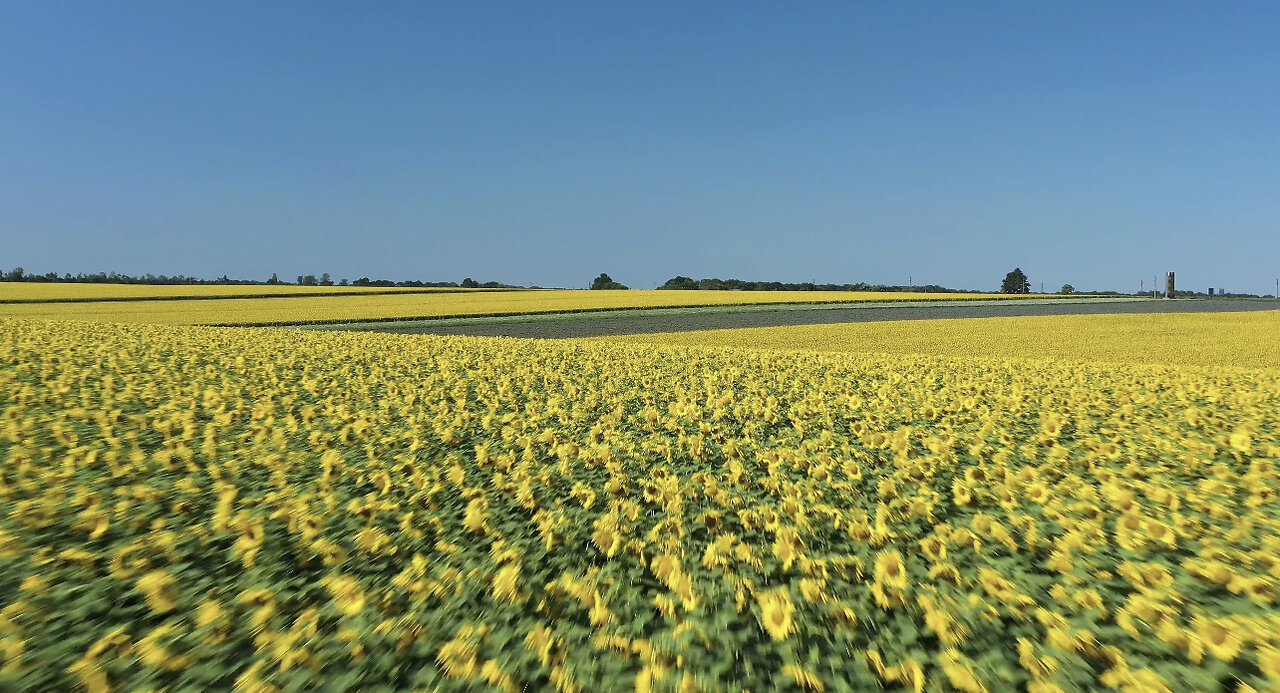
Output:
[[2, 2, 1278, 292]]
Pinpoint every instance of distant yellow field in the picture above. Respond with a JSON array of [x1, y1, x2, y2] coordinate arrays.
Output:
[[0, 282, 469, 302], [611, 310, 1280, 370], [0, 289, 1034, 325]]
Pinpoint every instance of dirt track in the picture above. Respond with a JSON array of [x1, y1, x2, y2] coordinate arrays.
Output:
[[349, 298, 1280, 339]]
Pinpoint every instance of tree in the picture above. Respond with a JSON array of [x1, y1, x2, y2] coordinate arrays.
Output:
[[299, 274, 318, 286], [460, 277, 480, 288], [1059, 284, 1075, 295], [319, 273, 334, 286], [660, 276, 699, 290], [590, 273, 629, 290], [267, 273, 280, 284], [1001, 268, 1030, 294]]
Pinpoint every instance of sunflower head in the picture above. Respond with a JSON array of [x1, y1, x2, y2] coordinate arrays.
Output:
[[137, 569, 179, 614], [757, 589, 795, 641], [874, 549, 909, 591], [1195, 616, 1241, 662]]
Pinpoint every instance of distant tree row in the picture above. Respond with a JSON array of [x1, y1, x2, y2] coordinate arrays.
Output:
[[658, 276, 978, 293], [0, 267, 517, 289], [0, 267, 261, 285]]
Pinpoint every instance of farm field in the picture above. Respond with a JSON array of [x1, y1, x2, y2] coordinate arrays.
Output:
[[377, 297, 1280, 341], [614, 309, 1280, 370], [2, 314, 1279, 691], [0, 289, 1047, 326]]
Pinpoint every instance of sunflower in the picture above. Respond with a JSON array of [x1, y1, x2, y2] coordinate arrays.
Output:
[[781, 664, 824, 691], [928, 562, 962, 584], [136, 622, 189, 672], [298, 514, 323, 541], [136, 570, 178, 614], [652, 593, 678, 619], [798, 578, 827, 605], [480, 659, 519, 693], [195, 598, 230, 645], [591, 514, 622, 558], [971, 513, 994, 537], [650, 554, 680, 583], [1045, 548, 1073, 574], [462, 497, 490, 534], [919, 536, 947, 563], [324, 575, 366, 616], [1228, 428, 1253, 455], [1256, 645, 1280, 681], [772, 527, 802, 572], [988, 522, 1019, 552], [491, 563, 522, 603], [874, 549, 909, 591], [937, 649, 987, 693], [757, 589, 795, 641], [950, 527, 980, 552], [1140, 563, 1174, 592], [1194, 616, 1242, 662]]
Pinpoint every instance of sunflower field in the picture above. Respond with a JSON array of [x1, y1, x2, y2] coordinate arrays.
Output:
[[2, 317, 1279, 692]]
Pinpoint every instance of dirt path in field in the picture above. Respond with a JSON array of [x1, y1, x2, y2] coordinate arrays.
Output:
[[329, 298, 1280, 339]]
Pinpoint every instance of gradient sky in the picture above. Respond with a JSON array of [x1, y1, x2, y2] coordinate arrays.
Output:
[[3, 2, 1278, 292]]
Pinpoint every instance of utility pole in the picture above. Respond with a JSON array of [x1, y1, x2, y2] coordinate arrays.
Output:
[[1153, 275, 1157, 299], [1140, 279, 1144, 294], [1040, 282, 1044, 293]]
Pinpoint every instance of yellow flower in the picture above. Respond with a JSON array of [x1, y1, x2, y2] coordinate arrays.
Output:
[[650, 554, 680, 583], [652, 593, 678, 619], [772, 526, 800, 571], [491, 563, 522, 603], [324, 575, 366, 616], [196, 599, 229, 644], [1025, 482, 1051, 504], [1194, 616, 1242, 662], [591, 514, 622, 557], [137, 569, 179, 614], [928, 562, 962, 584], [757, 588, 795, 641], [480, 659, 519, 693], [1045, 548, 1073, 574], [462, 497, 490, 534], [1256, 644, 1280, 680], [937, 649, 987, 693], [919, 536, 947, 562], [1229, 428, 1253, 454], [781, 664, 824, 691], [950, 527, 980, 552], [873, 549, 908, 591], [798, 578, 827, 605], [137, 622, 190, 671]]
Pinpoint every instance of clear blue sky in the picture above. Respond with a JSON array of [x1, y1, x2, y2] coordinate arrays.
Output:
[[3, 2, 1278, 292]]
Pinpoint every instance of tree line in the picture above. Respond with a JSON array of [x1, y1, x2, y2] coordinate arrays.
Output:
[[657, 275, 980, 293], [0, 267, 516, 289]]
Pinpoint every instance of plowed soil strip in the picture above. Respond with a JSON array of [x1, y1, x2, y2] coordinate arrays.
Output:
[[312, 298, 1280, 339]]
